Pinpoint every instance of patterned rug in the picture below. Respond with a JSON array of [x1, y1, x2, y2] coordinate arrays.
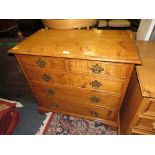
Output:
[[42, 113, 117, 135]]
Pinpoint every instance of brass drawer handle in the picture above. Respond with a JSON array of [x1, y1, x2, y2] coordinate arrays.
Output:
[[89, 96, 101, 103], [47, 88, 55, 95], [41, 74, 52, 82], [51, 102, 59, 108], [89, 110, 99, 117], [90, 64, 104, 74], [89, 80, 102, 88], [36, 58, 46, 68]]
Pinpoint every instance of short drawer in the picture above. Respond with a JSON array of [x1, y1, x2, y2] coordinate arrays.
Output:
[[134, 115, 155, 134], [31, 82, 120, 109], [68, 59, 129, 78], [24, 67, 67, 85], [37, 97, 116, 122], [24, 67, 124, 94], [142, 99, 155, 117], [19, 55, 66, 70]]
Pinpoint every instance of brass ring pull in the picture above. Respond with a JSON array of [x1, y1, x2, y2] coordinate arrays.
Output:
[[90, 64, 104, 74], [36, 58, 46, 68], [89, 96, 101, 103], [89, 110, 99, 117], [51, 102, 59, 108], [89, 80, 102, 88], [47, 88, 55, 95], [41, 74, 51, 82]]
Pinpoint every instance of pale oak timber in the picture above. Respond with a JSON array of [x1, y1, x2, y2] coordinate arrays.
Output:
[[9, 29, 141, 133], [121, 41, 155, 135]]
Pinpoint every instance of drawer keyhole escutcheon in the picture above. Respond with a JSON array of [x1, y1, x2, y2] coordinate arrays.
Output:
[[41, 74, 52, 82], [89, 110, 99, 117], [89, 80, 102, 88], [47, 88, 55, 95], [89, 96, 101, 103], [36, 58, 46, 68], [90, 64, 104, 74]]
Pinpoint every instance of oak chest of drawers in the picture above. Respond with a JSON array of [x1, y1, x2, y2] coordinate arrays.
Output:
[[9, 29, 141, 130], [121, 41, 155, 134]]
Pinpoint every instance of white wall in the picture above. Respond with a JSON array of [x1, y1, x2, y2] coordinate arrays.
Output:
[[136, 19, 155, 40]]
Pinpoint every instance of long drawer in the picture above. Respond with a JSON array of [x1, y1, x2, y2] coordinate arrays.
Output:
[[37, 97, 116, 122], [31, 82, 120, 109], [24, 67, 124, 94], [19, 55, 129, 79]]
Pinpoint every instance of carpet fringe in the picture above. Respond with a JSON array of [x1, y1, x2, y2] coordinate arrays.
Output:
[[35, 112, 52, 135], [0, 98, 23, 108]]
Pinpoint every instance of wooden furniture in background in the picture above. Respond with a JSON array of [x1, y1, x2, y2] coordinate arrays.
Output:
[[108, 20, 130, 28], [41, 19, 97, 29], [9, 29, 141, 132], [98, 20, 108, 28], [121, 41, 155, 135]]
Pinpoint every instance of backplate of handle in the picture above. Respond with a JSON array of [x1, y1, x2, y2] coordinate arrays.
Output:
[[41, 74, 51, 82], [90, 64, 104, 74], [89, 80, 102, 88], [47, 88, 55, 95], [89, 96, 101, 103], [36, 58, 46, 68]]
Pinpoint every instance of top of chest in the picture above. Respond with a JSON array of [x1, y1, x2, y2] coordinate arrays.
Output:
[[136, 41, 155, 98], [9, 29, 141, 64]]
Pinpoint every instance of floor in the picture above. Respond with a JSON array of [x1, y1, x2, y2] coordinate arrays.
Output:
[[0, 38, 46, 134]]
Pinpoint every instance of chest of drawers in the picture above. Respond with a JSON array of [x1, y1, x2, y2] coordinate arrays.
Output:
[[121, 41, 155, 134], [9, 29, 141, 130]]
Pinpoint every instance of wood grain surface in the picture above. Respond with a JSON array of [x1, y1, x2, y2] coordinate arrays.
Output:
[[136, 41, 155, 98], [10, 30, 142, 132], [9, 29, 141, 64]]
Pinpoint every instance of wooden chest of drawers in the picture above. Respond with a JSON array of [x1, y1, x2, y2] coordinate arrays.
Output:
[[9, 29, 141, 130], [121, 41, 155, 134]]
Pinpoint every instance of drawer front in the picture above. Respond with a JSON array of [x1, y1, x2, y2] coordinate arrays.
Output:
[[134, 116, 155, 134], [67, 74, 124, 94], [19, 55, 66, 70], [68, 59, 129, 78], [24, 67, 67, 85], [37, 97, 116, 121], [142, 99, 155, 117], [24, 67, 124, 94], [31, 82, 120, 109]]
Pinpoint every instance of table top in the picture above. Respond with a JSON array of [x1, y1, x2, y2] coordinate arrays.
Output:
[[9, 29, 141, 64], [136, 41, 155, 98]]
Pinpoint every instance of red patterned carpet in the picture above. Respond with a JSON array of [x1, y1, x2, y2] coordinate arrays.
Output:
[[0, 98, 21, 135], [43, 113, 117, 135]]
